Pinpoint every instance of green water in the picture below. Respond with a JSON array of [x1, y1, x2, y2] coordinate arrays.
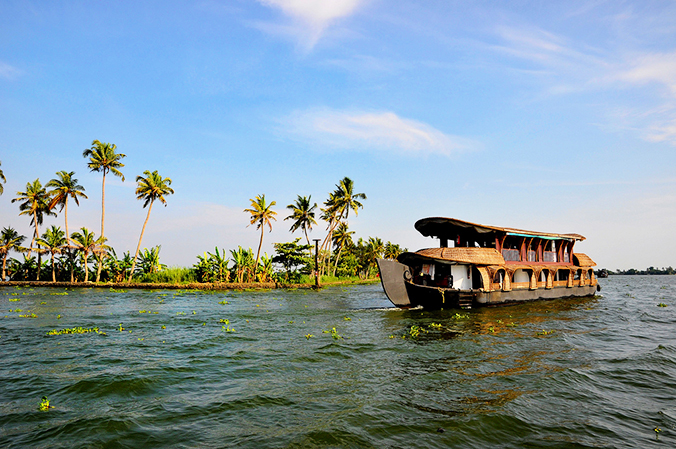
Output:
[[1, 277, 675, 448]]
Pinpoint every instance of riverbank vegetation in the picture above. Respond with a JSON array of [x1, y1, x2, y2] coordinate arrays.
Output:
[[0, 147, 405, 287], [605, 267, 676, 275]]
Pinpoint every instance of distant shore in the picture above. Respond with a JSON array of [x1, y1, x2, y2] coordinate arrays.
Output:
[[1, 278, 380, 291]]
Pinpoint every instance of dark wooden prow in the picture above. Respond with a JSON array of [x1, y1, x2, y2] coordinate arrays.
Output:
[[376, 258, 411, 307]]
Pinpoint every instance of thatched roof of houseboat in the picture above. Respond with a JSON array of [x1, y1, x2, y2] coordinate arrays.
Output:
[[415, 217, 585, 241], [573, 253, 596, 267], [399, 247, 505, 266]]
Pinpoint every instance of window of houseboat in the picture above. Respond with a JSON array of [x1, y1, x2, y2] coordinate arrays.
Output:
[[501, 236, 521, 262], [543, 240, 557, 262], [528, 240, 538, 262]]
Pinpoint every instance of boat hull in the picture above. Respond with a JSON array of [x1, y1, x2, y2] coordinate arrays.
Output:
[[403, 280, 598, 309]]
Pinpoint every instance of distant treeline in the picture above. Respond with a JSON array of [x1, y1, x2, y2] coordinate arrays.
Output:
[[602, 267, 676, 275]]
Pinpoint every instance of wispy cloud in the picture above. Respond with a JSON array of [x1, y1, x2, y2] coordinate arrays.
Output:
[[614, 52, 676, 94], [490, 25, 676, 145], [282, 108, 478, 156], [0, 61, 22, 80], [255, 0, 366, 50]]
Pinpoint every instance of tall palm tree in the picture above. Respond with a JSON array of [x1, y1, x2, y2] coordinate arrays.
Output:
[[285, 195, 317, 245], [47, 171, 87, 246], [47, 171, 87, 282], [12, 179, 56, 279], [318, 178, 366, 275], [128, 170, 174, 282], [71, 227, 106, 283], [0, 160, 6, 195], [332, 222, 355, 276], [244, 194, 277, 279], [36, 226, 66, 282], [83, 140, 125, 281], [332, 177, 366, 221], [0, 227, 25, 281]]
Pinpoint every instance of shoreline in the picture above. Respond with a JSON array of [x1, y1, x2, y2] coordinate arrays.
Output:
[[0, 278, 380, 291]]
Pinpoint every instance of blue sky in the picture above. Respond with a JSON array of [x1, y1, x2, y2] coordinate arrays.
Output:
[[2, 0, 676, 270]]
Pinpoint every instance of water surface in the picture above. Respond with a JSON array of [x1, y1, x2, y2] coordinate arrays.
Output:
[[1, 276, 675, 448]]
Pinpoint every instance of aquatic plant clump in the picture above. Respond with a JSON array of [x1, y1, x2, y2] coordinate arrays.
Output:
[[46, 327, 106, 336]]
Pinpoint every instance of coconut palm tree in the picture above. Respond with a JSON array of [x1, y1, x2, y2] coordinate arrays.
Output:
[[128, 170, 174, 282], [332, 177, 366, 221], [36, 226, 66, 282], [0, 227, 25, 281], [12, 179, 56, 279], [244, 194, 277, 280], [47, 171, 87, 246], [332, 222, 355, 276], [285, 195, 317, 245], [0, 160, 6, 195], [83, 140, 125, 281], [47, 171, 87, 282], [70, 227, 106, 283]]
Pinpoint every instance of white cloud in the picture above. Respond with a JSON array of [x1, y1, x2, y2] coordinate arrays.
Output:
[[489, 26, 676, 145], [614, 52, 676, 94], [256, 0, 365, 50], [0, 61, 22, 80], [283, 108, 477, 156]]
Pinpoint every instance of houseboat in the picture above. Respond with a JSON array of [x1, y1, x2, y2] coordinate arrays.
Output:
[[377, 217, 599, 309]]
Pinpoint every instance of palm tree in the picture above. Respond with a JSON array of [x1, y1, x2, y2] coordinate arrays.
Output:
[[12, 179, 56, 279], [332, 177, 366, 222], [244, 194, 277, 280], [36, 226, 67, 282], [332, 222, 355, 276], [0, 227, 25, 281], [47, 171, 87, 282], [71, 227, 106, 283], [0, 160, 6, 195], [83, 140, 125, 281], [128, 170, 174, 282], [318, 178, 366, 275], [47, 171, 87, 246], [285, 195, 317, 245]]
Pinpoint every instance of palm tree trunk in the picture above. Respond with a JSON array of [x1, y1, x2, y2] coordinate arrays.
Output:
[[128, 201, 153, 282], [51, 252, 56, 282], [332, 245, 343, 277], [2, 252, 7, 281], [97, 171, 106, 283], [254, 227, 264, 282], [83, 251, 89, 282], [69, 249, 74, 282], [64, 198, 75, 282]]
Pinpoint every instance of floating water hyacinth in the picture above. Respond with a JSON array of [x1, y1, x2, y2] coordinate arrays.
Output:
[[323, 327, 342, 340], [537, 329, 554, 336], [38, 396, 53, 411], [657, 303, 667, 307], [47, 327, 105, 336], [305, 334, 314, 339]]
